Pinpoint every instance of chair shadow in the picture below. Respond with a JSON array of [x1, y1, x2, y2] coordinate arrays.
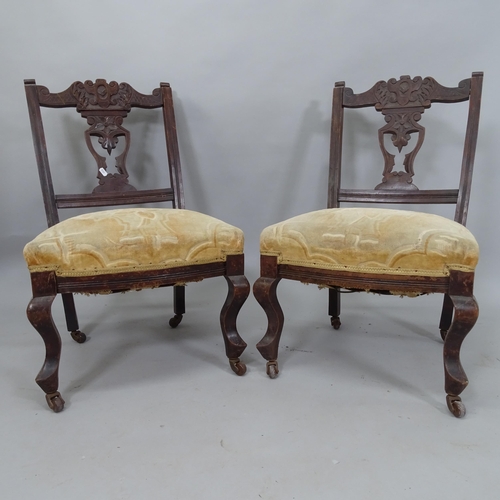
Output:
[[171, 93, 212, 215], [267, 298, 447, 413], [62, 287, 232, 396], [274, 100, 330, 220]]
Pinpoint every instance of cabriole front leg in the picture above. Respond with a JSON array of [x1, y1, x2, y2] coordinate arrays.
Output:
[[443, 294, 478, 418], [27, 294, 65, 413], [254, 277, 283, 378], [220, 274, 250, 376]]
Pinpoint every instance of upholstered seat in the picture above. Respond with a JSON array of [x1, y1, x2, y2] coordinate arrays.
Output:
[[260, 208, 478, 277], [24, 208, 244, 277]]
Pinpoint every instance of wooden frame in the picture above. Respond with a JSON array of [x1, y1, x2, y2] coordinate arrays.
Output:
[[253, 73, 483, 417], [24, 79, 249, 412]]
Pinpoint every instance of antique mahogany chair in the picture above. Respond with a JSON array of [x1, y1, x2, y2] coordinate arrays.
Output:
[[254, 72, 483, 417], [24, 79, 250, 412]]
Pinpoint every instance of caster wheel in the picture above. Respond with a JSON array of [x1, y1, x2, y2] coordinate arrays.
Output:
[[266, 361, 279, 379], [229, 358, 247, 376], [71, 330, 87, 344], [440, 329, 448, 341], [169, 314, 183, 328], [331, 317, 341, 330], [45, 392, 65, 413], [446, 395, 466, 418]]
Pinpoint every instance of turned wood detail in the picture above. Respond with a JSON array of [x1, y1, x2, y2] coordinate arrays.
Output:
[[343, 76, 472, 191]]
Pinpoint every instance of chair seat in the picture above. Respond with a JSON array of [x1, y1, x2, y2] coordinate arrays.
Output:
[[24, 208, 244, 277], [260, 208, 479, 277]]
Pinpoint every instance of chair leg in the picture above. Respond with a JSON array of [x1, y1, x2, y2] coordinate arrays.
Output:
[[254, 277, 284, 379], [27, 294, 65, 413], [443, 294, 478, 418], [220, 275, 250, 375], [169, 285, 185, 328], [329, 288, 341, 329], [61, 293, 86, 343], [439, 293, 453, 341]]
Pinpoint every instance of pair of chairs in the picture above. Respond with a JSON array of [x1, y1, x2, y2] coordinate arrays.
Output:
[[23, 73, 483, 417]]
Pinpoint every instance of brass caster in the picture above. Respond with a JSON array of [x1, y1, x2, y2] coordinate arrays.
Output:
[[45, 391, 65, 413], [229, 358, 247, 376], [446, 395, 466, 418], [266, 360, 279, 379], [331, 316, 341, 330], [169, 314, 183, 328], [440, 329, 448, 341], [70, 330, 87, 344]]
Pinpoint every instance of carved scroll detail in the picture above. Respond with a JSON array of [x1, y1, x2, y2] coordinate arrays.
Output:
[[35, 79, 167, 193], [84, 115, 135, 193], [375, 76, 434, 110], [374, 76, 432, 190], [72, 80, 133, 111], [75, 80, 136, 192], [342, 75, 472, 191], [376, 108, 425, 190]]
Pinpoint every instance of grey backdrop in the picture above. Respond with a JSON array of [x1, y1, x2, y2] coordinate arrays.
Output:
[[2, 3, 500, 496], [0, 0, 498, 287]]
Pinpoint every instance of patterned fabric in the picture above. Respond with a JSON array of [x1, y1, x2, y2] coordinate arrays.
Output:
[[260, 208, 478, 277], [24, 208, 244, 277]]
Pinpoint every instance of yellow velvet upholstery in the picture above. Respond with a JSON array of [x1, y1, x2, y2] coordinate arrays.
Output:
[[260, 208, 478, 277], [24, 208, 244, 277]]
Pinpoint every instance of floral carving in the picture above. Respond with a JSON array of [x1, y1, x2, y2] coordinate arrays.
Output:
[[375, 76, 435, 110], [88, 115, 123, 155], [33, 79, 167, 194], [373, 76, 434, 190], [66, 80, 140, 190], [83, 114, 135, 193], [341, 75, 473, 191], [375, 108, 425, 190], [384, 110, 423, 152], [72, 80, 133, 111]]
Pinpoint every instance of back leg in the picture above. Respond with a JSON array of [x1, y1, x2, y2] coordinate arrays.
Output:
[[439, 293, 453, 341], [329, 288, 341, 329], [62, 293, 86, 343], [169, 285, 185, 328]]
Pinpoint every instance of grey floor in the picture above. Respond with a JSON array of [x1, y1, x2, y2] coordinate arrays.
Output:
[[1, 237, 499, 499]]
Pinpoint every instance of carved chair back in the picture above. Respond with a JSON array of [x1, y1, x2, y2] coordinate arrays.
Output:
[[24, 79, 184, 228], [328, 72, 483, 226]]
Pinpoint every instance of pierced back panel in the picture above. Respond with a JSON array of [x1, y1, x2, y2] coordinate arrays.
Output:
[[327, 72, 483, 225], [25, 79, 185, 227]]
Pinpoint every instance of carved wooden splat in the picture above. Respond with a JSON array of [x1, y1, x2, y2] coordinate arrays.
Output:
[[71, 80, 136, 193], [343, 75, 471, 191], [374, 75, 435, 190]]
